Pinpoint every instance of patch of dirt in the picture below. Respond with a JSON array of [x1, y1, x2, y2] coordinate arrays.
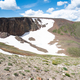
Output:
[[48, 28, 80, 56], [48, 19, 80, 56], [15, 36, 25, 43], [15, 36, 48, 53], [29, 37, 35, 41], [0, 48, 36, 56]]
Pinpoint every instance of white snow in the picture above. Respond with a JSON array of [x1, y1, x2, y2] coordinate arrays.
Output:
[[0, 49, 13, 55], [0, 49, 26, 57], [0, 19, 66, 56]]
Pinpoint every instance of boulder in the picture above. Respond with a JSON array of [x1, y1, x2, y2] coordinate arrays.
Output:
[[0, 32, 9, 38]]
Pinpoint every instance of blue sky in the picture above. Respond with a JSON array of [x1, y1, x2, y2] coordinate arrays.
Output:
[[0, 0, 80, 21]]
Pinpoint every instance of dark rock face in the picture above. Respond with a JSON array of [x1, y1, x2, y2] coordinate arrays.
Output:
[[0, 17, 40, 36], [0, 17, 74, 38]]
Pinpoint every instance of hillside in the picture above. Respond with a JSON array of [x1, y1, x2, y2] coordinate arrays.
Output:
[[49, 19, 80, 57], [0, 17, 80, 80], [0, 18, 65, 56], [0, 17, 80, 57]]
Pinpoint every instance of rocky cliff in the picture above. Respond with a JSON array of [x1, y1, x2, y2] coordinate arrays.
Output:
[[0, 17, 75, 38], [0, 17, 44, 38]]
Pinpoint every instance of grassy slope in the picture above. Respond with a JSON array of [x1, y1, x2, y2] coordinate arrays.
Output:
[[0, 42, 37, 56], [53, 22, 80, 39], [53, 22, 80, 57]]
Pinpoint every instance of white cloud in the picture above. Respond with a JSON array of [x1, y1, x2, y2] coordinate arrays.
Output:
[[20, 9, 46, 17], [51, 9, 79, 21], [44, 0, 47, 1], [23, 3, 37, 8], [0, 0, 20, 10], [23, 2, 38, 8], [46, 8, 54, 13], [20, 0, 80, 21], [20, 9, 80, 21], [57, 1, 68, 6], [44, 0, 49, 2], [56, 8, 58, 9], [66, 0, 80, 10]]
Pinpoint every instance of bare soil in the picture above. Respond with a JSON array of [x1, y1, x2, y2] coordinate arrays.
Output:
[[48, 19, 80, 56], [29, 37, 35, 41], [15, 36, 48, 53]]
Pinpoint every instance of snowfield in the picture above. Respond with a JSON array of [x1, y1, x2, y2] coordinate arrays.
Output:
[[0, 19, 66, 56]]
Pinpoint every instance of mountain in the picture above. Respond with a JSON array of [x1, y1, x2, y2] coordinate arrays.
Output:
[[0, 17, 80, 57], [50, 19, 80, 57], [0, 17, 43, 37]]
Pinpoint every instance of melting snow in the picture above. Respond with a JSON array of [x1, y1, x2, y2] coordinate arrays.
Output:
[[0, 19, 66, 56], [0, 49, 13, 55]]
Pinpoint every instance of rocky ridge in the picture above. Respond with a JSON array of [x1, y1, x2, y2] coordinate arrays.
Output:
[[0, 17, 74, 38], [0, 17, 46, 38]]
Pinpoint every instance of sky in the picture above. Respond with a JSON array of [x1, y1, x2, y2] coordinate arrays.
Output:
[[0, 0, 80, 21]]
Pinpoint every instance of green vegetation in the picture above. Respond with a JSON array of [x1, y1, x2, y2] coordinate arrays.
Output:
[[53, 29, 57, 33], [63, 67, 68, 71], [57, 29, 61, 34], [71, 73, 75, 75], [8, 63, 13, 66], [44, 69, 49, 72], [52, 58, 63, 65], [52, 60, 61, 65], [34, 66, 40, 70], [0, 61, 1, 64], [25, 70, 30, 72], [14, 73, 19, 76], [65, 40, 80, 45], [19, 71, 25, 76], [52, 60, 59, 65], [53, 29, 63, 35], [65, 73, 70, 77], [53, 22, 80, 39], [45, 63, 49, 65], [0, 42, 36, 56], [58, 39, 80, 57], [43, 60, 48, 62], [8, 57, 11, 59], [4, 67, 10, 71], [65, 63, 71, 66], [67, 47, 80, 57], [31, 78, 33, 80]]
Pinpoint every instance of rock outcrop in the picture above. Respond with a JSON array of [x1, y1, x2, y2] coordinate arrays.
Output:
[[0, 32, 9, 38], [0, 17, 74, 38], [0, 17, 43, 37]]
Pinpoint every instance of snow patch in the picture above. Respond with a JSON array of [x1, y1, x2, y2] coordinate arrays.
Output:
[[21, 19, 66, 56], [0, 49, 26, 57], [0, 19, 66, 56], [0, 49, 13, 55]]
